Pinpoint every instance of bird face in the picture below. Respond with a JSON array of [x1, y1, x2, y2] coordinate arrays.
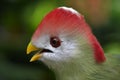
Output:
[[27, 29, 81, 65]]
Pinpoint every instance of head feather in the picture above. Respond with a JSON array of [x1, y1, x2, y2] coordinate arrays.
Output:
[[32, 7, 106, 63]]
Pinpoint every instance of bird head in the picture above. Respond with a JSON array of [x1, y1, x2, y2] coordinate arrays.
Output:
[[26, 7, 106, 69]]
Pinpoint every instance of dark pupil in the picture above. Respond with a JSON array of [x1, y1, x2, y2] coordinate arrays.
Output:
[[50, 37, 61, 48]]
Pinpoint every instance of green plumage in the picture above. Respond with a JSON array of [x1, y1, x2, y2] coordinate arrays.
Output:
[[84, 54, 120, 80], [53, 54, 120, 80]]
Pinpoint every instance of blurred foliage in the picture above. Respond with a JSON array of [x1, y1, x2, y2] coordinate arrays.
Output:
[[0, 0, 120, 80], [22, 1, 56, 30]]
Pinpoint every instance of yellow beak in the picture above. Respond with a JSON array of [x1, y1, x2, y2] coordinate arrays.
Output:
[[26, 42, 43, 62]]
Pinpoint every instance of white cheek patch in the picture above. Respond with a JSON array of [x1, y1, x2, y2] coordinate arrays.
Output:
[[32, 34, 80, 63], [58, 35, 79, 58], [42, 34, 79, 62]]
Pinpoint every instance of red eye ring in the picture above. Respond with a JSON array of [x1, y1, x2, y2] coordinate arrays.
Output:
[[50, 36, 61, 48]]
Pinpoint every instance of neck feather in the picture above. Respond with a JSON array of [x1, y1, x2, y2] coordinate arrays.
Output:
[[51, 50, 96, 80]]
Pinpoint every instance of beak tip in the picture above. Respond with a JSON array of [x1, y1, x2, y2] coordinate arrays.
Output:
[[26, 48, 31, 54], [30, 60, 33, 62], [29, 58, 36, 62], [26, 50, 30, 55]]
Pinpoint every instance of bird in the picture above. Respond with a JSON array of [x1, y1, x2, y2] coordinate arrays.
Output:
[[26, 7, 120, 80]]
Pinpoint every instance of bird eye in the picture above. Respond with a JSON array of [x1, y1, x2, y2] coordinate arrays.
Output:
[[50, 36, 61, 48]]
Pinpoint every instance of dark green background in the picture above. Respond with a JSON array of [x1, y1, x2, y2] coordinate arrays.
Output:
[[0, 0, 120, 80]]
